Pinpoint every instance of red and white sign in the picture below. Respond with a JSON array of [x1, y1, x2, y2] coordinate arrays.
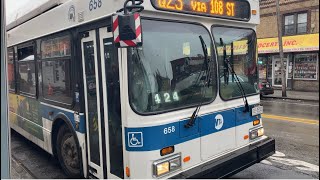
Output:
[[112, 13, 142, 47]]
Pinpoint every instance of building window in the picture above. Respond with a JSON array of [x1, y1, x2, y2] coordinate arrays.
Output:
[[7, 48, 16, 91], [17, 45, 36, 96], [284, 12, 308, 36], [293, 53, 318, 80], [40, 35, 72, 104], [297, 13, 307, 34], [284, 15, 295, 35]]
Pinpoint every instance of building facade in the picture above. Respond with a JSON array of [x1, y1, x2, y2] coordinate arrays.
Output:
[[257, 0, 319, 92]]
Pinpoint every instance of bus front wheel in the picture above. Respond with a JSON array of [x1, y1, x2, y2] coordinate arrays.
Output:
[[56, 124, 82, 178]]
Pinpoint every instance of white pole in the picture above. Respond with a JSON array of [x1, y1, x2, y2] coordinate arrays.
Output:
[[1, 0, 11, 178]]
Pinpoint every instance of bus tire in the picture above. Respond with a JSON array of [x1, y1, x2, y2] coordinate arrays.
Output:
[[56, 124, 82, 178]]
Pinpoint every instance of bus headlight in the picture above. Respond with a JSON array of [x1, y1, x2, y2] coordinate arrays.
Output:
[[169, 157, 181, 170], [155, 162, 170, 176], [153, 154, 181, 177], [249, 127, 264, 140]]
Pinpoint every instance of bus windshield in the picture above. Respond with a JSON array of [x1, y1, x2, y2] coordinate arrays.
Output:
[[128, 19, 217, 114], [212, 26, 259, 100]]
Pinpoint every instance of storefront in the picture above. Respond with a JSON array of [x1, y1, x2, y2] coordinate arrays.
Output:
[[257, 33, 319, 92]]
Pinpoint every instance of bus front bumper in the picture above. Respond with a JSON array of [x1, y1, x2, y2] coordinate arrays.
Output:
[[171, 137, 275, 179]]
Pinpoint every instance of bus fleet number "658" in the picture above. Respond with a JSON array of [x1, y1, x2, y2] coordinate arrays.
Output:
[[89, 0, 102, 11], [163, 126, 175, 134]]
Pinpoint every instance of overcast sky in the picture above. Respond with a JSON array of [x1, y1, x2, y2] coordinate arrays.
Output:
[[6, 0, 48, 24]]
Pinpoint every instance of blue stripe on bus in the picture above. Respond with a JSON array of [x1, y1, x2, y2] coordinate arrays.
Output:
[[125, 106, 260, 152], [37, 103, 260, 148], [40, 104, 86, 133]]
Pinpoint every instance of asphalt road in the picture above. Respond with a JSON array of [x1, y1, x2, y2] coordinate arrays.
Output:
[[10, 98, 319, 179], [233, 98, 319, 179]]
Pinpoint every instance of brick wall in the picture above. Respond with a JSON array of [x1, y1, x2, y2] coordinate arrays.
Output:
[[257, 0, 319, 92], [257, 16, 278, 38], [293, 80, 319, 92], [310, 8, 319, 33], [257, 0, 319, 38]]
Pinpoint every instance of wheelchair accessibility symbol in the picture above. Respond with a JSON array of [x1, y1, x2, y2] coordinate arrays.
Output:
[[128, 132, 143, 147]]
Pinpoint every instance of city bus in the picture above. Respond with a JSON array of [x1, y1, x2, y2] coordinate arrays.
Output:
[[6, 0, 275, 178]]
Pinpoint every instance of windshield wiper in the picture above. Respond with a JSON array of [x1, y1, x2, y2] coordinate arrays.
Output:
[[185, 35, 211, 128], [220, 39, 249, 113]]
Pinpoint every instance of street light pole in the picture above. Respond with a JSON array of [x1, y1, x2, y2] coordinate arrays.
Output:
[[1, 0, 11, 178], [276, 0, 287, 97]]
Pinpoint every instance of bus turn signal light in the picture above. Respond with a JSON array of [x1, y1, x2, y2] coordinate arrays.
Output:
[[160, 146, 174, 156], [126, 167, 130, 177], [252, 9, 257, 15], [244, 135, 249, 140], [183, 156, 191, 163], [253, 119, 260, 126]]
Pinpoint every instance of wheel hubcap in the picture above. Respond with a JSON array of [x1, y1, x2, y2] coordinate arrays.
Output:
[[61, 135, 79, 171]]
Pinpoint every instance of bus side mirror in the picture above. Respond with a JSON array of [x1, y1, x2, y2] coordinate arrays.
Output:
[[112, 13, 142, 48]]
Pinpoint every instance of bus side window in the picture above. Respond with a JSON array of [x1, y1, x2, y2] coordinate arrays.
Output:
[[40, 35, 73, 105], [7, 47, 16, 92], [17, 45, 36, 96], [36, 40, 43, 98]]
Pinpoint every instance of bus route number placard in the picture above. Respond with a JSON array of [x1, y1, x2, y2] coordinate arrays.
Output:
[[151, 0, 251, 21], [154, 92, 179, 104]]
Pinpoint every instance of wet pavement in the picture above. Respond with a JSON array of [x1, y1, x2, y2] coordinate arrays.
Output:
[[233, 99, 319, 179], [10, 131, 67, 179], [261, 98, 319, 120], [263, 90, 319, 102], [11, 156, 34, 179], [10, 98, 319, 179]]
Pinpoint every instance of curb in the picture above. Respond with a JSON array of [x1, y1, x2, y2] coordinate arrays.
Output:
[[261, 96, 319, 102]]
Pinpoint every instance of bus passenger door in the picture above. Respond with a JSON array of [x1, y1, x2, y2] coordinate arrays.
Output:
[[98, 27, 124, 179], [81, 30, 105, 179]]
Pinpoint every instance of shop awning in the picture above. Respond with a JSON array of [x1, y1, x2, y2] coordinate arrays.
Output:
[[258, 33, 319, 54]]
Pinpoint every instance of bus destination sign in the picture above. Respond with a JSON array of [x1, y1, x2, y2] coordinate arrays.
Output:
[[151, 0, 251, 20]]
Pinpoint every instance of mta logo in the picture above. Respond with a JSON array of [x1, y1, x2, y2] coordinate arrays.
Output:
[[215, 114, 224, 130]]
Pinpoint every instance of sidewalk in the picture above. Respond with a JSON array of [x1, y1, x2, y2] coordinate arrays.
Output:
[[263, 90, 319, 102], [11, 156, 34, 179]]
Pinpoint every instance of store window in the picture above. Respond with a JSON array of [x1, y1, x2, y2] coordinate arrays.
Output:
[[258, 57, 268, 82], [284, 12, 308, 36], [293, 53, 318, 80], [266, 56, 272, 83], [41, 35, 72, 104], [7, 48, 16, 91], [17, 45, 36, 96]]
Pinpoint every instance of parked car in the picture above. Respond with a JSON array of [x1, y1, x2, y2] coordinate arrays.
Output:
[[259, 81, 274, 96]]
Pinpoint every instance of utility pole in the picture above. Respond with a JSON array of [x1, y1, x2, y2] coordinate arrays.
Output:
[[1, 0, 11, 178], [276, 0, 287, 97]]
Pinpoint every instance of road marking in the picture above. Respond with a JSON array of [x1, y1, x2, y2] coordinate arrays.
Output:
[[262, 100, 319, 107], [269, 157, 319, 172], [261, 159, 273, 165], [264, 151, 319, 172], [273, 151, 286, 157], [262, 114, 319, 125]]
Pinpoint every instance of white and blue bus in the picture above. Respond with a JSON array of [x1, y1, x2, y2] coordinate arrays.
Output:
[[7, 0, 275, 178]]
